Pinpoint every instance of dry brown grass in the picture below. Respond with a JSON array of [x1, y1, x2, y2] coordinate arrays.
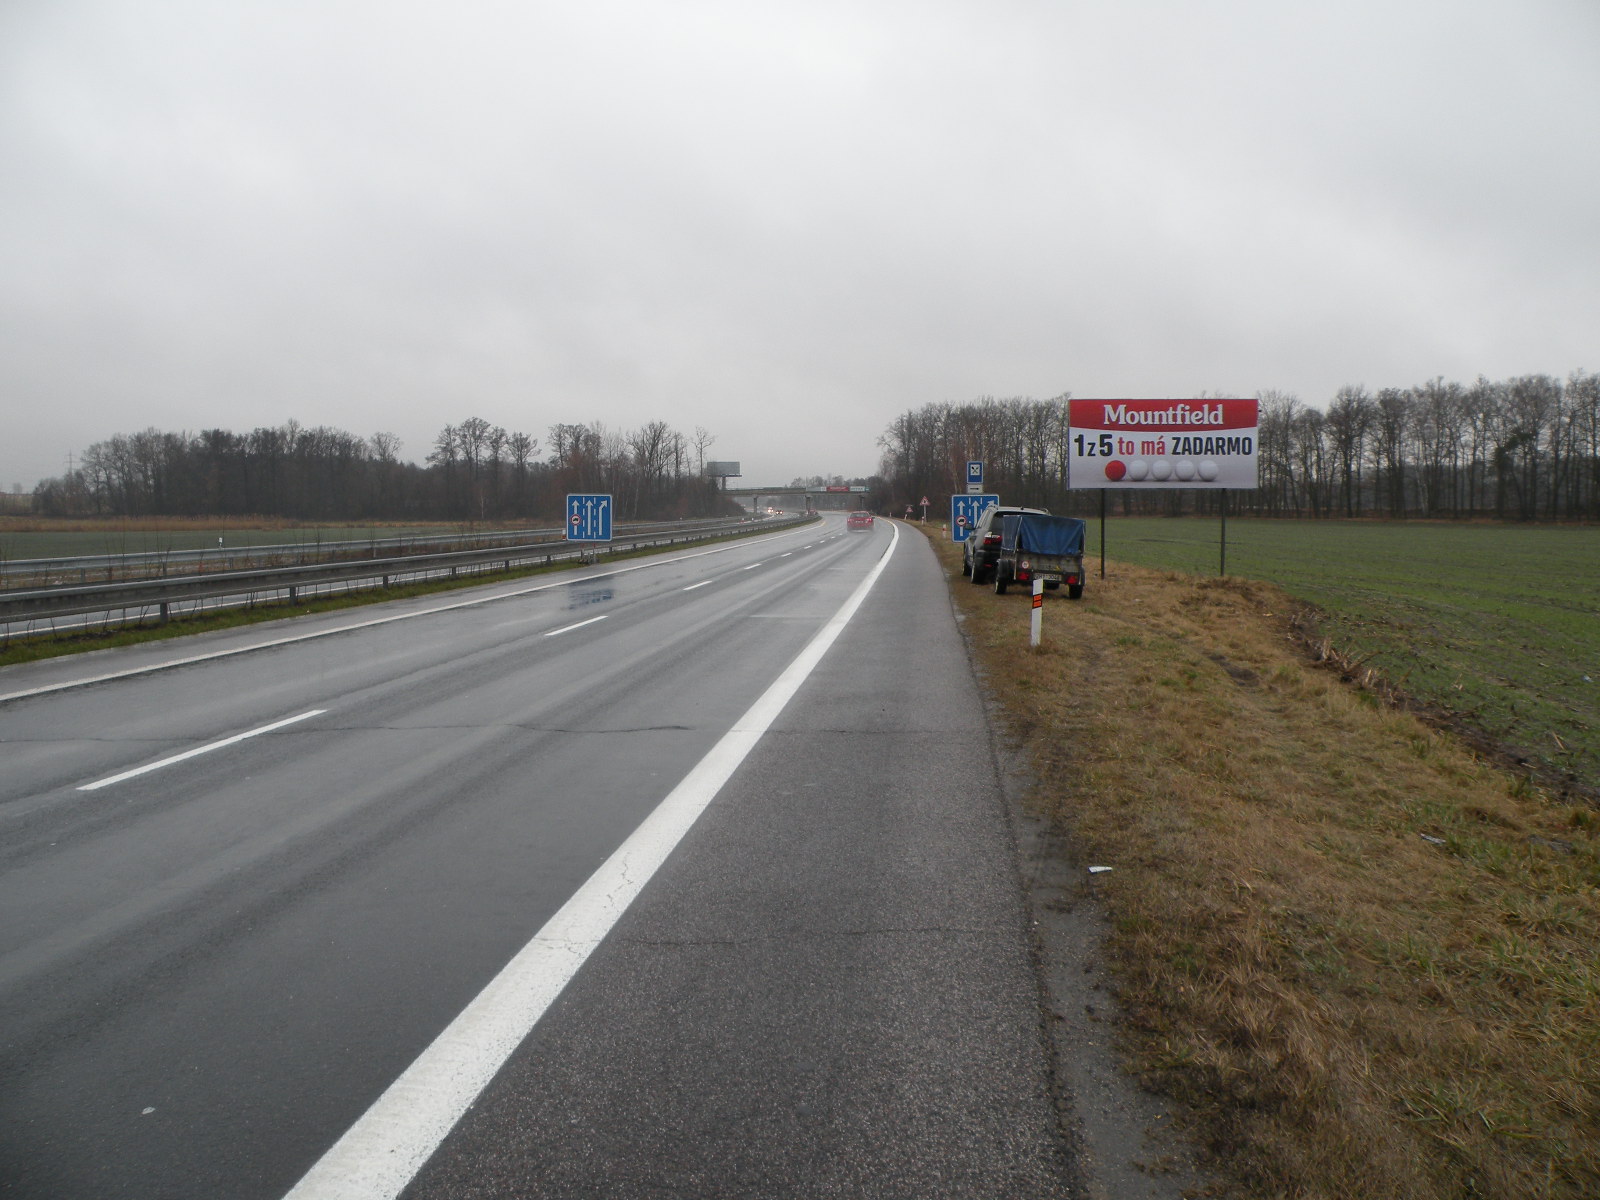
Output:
[[929, 529, 1600, 1200]]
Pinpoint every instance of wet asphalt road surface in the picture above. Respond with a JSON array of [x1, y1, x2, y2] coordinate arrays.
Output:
[[0, 516, 1079, 1198]]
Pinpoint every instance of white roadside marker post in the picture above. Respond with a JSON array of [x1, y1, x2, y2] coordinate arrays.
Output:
[[1030, 576, 1044, 648]]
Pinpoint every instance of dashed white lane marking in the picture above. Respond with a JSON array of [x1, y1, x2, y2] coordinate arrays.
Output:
[[542, 615, 608, 638], [79, 709, 327, 792]]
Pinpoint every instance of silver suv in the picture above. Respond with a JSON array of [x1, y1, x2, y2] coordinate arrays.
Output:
[[963, 503, 1048, 585]]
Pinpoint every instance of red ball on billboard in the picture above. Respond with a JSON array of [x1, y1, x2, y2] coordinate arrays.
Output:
[[1104, 460, 1127, 481]]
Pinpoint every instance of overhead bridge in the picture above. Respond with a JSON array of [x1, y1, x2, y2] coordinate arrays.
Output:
[[721, 485, 868, 512]]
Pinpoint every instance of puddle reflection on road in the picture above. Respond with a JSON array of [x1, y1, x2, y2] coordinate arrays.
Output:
[[565, 582, 615, 610]]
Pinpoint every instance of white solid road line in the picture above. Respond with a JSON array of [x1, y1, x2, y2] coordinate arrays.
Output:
[[280, 522, 901, 1200], [542, 615, 607, 638], [78, 709, 328, 792]]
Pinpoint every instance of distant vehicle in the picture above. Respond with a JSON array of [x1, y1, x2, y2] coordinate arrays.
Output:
[[847, 510, 875, 530], [963, 503, 1048, 584]]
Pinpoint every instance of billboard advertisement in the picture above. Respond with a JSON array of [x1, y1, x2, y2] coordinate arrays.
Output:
[[1068, 399, 1259, 488]]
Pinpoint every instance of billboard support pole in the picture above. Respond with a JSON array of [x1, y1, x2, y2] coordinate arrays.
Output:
[[1099, 488, 1107, 579], [1220, 488, 1228, 576]]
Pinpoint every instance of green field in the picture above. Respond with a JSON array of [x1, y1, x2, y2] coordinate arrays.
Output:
[[1075, 516, 1600, 793]]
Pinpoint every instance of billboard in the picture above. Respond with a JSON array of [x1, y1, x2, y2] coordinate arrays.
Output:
[[704, 461, 742, 477], [1068, 399, 1258, 488]]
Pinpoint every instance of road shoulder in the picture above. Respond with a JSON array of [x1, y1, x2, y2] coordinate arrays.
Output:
[[953, 578, 1215, 1200]]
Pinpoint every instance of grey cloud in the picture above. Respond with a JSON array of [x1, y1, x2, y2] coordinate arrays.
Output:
[[2, 0, 1596, 491]]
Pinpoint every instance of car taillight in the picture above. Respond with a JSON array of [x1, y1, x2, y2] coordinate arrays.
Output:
[[982, 533, 1000, 546]]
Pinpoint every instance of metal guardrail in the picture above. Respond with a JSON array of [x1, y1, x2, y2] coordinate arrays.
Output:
[[0, 517, 759, 587], [0, 514, 813, 630]]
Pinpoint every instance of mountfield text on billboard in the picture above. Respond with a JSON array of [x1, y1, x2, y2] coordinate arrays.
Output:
[[1067, 398, 1259, 489]]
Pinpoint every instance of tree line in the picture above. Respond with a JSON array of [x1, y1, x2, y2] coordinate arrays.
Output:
[[876, 371, 1600, 521], [32, 417, 737, 523]]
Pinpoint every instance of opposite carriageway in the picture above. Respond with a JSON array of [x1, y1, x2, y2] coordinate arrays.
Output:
[[0, 515, 814, 636]]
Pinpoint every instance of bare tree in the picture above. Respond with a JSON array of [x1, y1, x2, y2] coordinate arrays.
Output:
[[1257, 390, 1302, 517], [692, 426, 716, 475], [1500, 375, 1559, 519], [1325, 385, 1373, 517], [1371, 389, 1412, 517]]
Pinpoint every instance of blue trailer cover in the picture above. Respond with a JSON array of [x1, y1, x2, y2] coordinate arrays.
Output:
[[1002, 513, 1085, 557]]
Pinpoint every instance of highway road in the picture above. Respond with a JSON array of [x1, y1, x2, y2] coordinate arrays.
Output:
[[0, 514, 1080, 1198]]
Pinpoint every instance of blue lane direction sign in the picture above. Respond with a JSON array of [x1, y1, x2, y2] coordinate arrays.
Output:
[[950, 493, 998, 542], [566, 493, 613, 542], [966, 460, 984, 494]]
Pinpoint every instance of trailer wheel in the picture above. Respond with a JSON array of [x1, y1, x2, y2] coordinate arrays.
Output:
[[994, 570, 1008, 595], [1068, 583, 1084, 599]]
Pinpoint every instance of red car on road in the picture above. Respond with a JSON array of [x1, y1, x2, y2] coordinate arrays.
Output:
[[847, 511, 875, 530]]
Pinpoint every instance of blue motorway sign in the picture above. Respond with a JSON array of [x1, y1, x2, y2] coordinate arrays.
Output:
[[950, 493, 998, 542], [966, 460, 984, 492], [566, 493, 613, 542]]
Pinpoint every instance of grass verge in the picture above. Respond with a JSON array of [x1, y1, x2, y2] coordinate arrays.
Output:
[[930, 528, 1600, 1199], [0, 572, 504, 667], [1078, 517, 1600, 799]]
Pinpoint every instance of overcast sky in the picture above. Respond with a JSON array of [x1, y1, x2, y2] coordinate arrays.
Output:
[[3, 0, 1597, 492]]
